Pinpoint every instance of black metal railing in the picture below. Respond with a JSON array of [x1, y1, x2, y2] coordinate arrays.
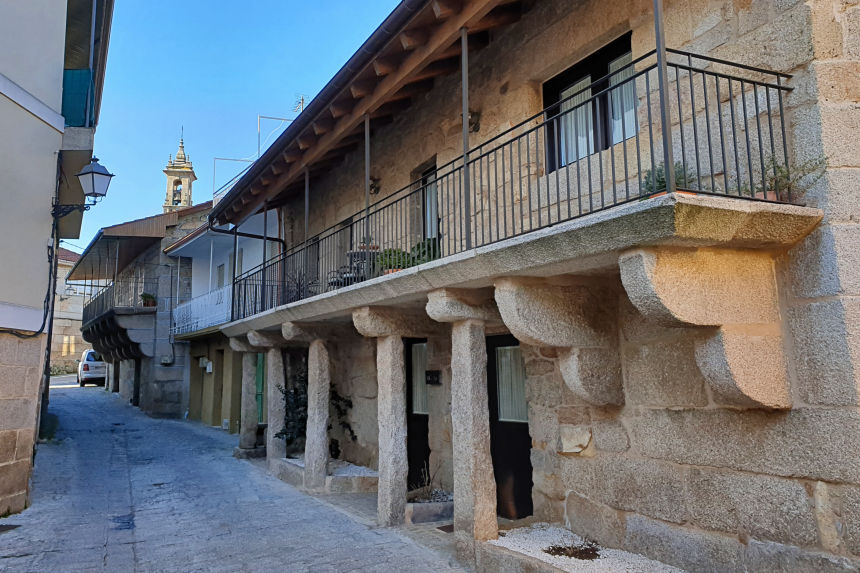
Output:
[[82, 278, 160, 326], [233, 48, 795, 321]]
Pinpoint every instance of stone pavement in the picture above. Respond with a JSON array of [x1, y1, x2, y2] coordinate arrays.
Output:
[[0, 387, 465, 572]]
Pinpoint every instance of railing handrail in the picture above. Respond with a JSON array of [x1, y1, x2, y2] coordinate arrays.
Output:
[[231, 47, 798, 321]]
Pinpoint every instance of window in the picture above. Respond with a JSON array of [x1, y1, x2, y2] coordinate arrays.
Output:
[[411, 343, 429, 415], [544, 33, 636, 171], [216, 264, 225, 288], [87, 351, 102, 362], [421, 166, 438, 240], [495, 345, 527, 422]]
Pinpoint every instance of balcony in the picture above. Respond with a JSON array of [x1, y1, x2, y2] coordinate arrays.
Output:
[[82, 279, 159, 326], [171, 284, 232, 336], [232, 48, 801, 322]]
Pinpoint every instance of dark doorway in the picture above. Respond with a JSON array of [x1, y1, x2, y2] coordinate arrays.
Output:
[[487, 334, 533, 520], [405, 338, 431, 491], [132, 358, 141, 407]]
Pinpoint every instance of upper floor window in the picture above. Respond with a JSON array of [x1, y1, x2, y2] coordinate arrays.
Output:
[[543, 33, 637, 171]]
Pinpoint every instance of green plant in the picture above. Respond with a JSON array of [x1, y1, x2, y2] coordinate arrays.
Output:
[[409, 237, 440, 265], [641, 161, 696, 195], [275, 353, 308, 456], [376, 247, 410, 271], [140, 292, 157, 306], [741, 155, 827, 200]]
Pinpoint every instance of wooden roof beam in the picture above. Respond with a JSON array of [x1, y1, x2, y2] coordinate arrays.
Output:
[[400, 28, 429, 51], [297, 134, 317, 150], [409, 57, 459, 82], [432, 0, 461, 20], [372, 55, 404, 77], [283, 149, 303, 163], [312, 119, 334, 136], [385, 79, 435, 104], [470, 3, 521, 32], [329, 99, 353, 119], [350, 79, 378, 99]]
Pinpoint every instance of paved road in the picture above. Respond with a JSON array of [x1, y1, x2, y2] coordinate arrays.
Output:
[[50, 373, 78, 387], [0, 388, 464, 572]]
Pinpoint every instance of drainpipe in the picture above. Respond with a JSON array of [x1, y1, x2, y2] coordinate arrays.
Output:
[[653, 0, 676, 192]]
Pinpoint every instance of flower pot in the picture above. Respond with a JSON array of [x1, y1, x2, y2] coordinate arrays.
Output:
[[383, 269, 402, 275]]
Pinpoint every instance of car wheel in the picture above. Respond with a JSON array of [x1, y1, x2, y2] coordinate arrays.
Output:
[[78, 376, 84, 387]]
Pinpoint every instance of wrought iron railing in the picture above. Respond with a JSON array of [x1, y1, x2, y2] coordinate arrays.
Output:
[[233, 48, 795, 321], [171, 284, 232, 335], [82, 279, 160, 326]]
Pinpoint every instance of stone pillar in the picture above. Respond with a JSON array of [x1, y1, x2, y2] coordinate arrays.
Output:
[[375, 334, 407, 526], [305, 338, 330, 491], [266, 348, 287, 461], [352, 306, 441, 526], [238, 352, 258, 450], [426, 289, 500, 556], [450, 319, 497, 542]]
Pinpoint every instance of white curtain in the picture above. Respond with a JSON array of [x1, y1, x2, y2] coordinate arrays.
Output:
[[496, 346, 528, 423], [609, 52, 637, 145], [560, 76, 594, 164], [411, 343, 429, 415], [424, 179, 438, 239]]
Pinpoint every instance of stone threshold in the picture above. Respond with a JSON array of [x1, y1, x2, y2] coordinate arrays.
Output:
[[268, 455, 378, 494]]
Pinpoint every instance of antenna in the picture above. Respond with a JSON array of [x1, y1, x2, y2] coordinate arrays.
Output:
[[294, 94, 307, 113]]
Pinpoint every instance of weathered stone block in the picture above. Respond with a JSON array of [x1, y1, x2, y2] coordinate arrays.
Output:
[[624, 513, 744, 573], [627, 407, 860, 483], [0, 459, 30, 497], [687, 467, 818, 546], [826, 484, 860, 556], [560, 455, 688, 524], [528, 405, 559, 448], [564, 492, 626, 548], [744, 539, 860, 573], [788, 298, 860, 406], [0, 398, 37, 432], [14, 428, 34, 462], [0, 430, 16, 463], [623, 335, 709, 407], [557, 424, 592, 455], [591, 420, 629, 453]]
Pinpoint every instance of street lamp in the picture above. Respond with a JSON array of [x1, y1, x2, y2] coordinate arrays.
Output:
[[53, 157, 115, 218]]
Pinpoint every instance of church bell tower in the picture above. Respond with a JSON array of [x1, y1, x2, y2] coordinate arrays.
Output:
[[163, 137, 196, 213]]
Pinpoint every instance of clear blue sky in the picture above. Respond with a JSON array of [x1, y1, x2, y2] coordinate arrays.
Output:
[[65, 0, 400, 253]]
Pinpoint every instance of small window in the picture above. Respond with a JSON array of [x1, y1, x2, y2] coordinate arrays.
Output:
[[495, 346, 527, 423], [216, 264, 225, 288], [544, 32, 637, 171], [411, 343, 429, 415]]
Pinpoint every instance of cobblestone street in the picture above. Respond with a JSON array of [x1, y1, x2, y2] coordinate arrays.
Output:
[[0, 388, 464, 572]]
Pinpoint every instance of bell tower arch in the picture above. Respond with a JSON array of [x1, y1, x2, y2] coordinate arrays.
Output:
[[163, 137, 196, 213]]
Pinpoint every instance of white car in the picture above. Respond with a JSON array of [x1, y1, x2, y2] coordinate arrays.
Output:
[[77, 350, 106, 386]]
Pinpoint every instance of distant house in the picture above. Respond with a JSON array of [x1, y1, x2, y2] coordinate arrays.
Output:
[[70, 141, 211, 416], [50, 247, 93, 372]]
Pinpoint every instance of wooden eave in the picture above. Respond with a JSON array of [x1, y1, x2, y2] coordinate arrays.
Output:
[[217, 0, 524, 226]]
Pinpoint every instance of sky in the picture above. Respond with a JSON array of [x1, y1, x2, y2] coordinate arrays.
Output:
[[65, 0, 400, 253]]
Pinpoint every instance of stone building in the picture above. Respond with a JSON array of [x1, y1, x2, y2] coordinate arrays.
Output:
[[49, 247, 93, 372], [71, 140, 211, 416], [0, 0, 113, 516], [206, 0, 857, 570]]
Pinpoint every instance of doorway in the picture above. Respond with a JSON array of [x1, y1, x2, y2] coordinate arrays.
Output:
[[487, 334, 533, 520], [405, 339, 431, 491]]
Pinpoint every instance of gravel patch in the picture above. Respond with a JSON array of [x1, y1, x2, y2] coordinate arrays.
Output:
[[489, 523, 684, 572], [285, 455, 379, 477]]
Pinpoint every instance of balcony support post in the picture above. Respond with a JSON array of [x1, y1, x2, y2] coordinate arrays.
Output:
[[364, 114, 371, 274], [262, 204, 268, 310], [653, 0, 675, 193], [304, 168, 310, 298], [113, 242, 118, 285], [208, 238, 214, 293], [461, 27, 472, 249], [231, 226, 238, 321]]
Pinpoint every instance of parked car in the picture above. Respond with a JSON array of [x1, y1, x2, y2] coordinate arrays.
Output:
[[77, 350, 106, 386]]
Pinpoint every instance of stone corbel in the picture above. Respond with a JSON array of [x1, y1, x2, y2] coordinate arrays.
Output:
[[352, 306, 443, 338], [228, 336, 264, 354], [425, 288, 503, 325], [494, 277, 623, 406], [619, 247, 791, 409], [247, 329, 289, 348]]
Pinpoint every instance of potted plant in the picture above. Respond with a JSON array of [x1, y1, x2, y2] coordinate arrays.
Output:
[[140, 292, 157, 307], [376, 248, 410, 274]]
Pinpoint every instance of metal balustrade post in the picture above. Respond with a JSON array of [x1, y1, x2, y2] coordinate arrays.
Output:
[[364, 114, 371, 277], [262, 205, 268, 311], [461, 27, 472, 249], [304, 168, 310, 299], [653, 0, 676, 193]]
